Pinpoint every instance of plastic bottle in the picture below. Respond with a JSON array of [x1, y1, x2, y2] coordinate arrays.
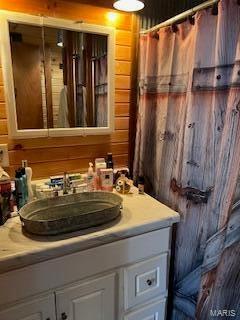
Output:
[[15, 169, 25, 209], [22, 160, 33, 202], [87, 162, 95, 192], [138, 176, 145, 194], [20, 167, 28, 204], [106, 153, 114, 169], [0, 167, 11, 225]]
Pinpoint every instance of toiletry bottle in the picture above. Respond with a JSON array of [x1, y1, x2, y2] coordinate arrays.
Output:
[[87, 162, 95, 192], [22, 160, 33, 201], [15, 169, 25, 209], [10, 180, 16, 213], [0, 167, 12, 225], [20, 167, 28, 204], [95, 158, 107, 175], [100, 168, 113, 192], [106, 153, 114, 169], [138, 176, 145, 194], [95, 158, 106, 190], [63, 172, 70, 195]]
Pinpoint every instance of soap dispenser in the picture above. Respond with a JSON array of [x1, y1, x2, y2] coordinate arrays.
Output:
[[87, 162, 95, 192], [22, 160, 33, 202]]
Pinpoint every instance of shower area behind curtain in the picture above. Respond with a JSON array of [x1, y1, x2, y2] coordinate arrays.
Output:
[[73, 33, 107, 127], [74, 32, 87, 127], [93, 43, 108, 127], [134, 0, 240, 319]]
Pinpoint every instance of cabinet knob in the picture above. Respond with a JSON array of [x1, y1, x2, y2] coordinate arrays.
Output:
[[61, 313, 68, 320], [147, 279, 154, 286]]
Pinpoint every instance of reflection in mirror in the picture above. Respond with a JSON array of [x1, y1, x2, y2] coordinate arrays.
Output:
[[43, 27, 108, 128], [9, 23, 47, 130]]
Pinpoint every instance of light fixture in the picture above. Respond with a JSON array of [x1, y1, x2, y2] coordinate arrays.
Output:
[[113, 0, 144, 12], [107, 12, 118, 23]]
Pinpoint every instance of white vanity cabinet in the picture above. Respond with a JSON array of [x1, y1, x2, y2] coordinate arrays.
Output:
[[0, 226, 176, 320], [0, 294, 56, 320], [55, 274, 116, 320]]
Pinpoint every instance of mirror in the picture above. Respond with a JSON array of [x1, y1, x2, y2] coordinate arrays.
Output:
[[9, 23, 47, 130], [0, 11, 115, 138], [44, 27, 108, 128]]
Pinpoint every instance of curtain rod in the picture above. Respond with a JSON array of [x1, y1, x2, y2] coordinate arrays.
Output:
[[140, 0, 219, 34]]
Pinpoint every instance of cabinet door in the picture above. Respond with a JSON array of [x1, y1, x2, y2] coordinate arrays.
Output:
[[124, 300, 166, 320], [56, 273, 116, 320], [0, 294, 56, 320]]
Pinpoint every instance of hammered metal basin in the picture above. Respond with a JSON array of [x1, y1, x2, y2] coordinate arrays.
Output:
[[19, 192, 123, 236]]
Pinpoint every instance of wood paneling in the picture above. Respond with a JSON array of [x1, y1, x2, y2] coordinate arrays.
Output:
[[0, 103, 6, 119], [11, 42, 44, 129], [60, 0, 114, 9], [0, 1, 132, 30], [0, 0, 134, 178], [0, 68, 3, 85], [7, 154, 128, 178], [9, 142, 129, 164], [115, 61, 131, 75], [46, 1, 132, 31], [115, 90, 130, 103], [1, 130, 128, 150], [115, 117, 129, 130], [0, 119, 8, 135], [115, 75, 131, 89], [116, 30, 132, 46], [116, 45, 132, 61], [115, 104, 129, 117], [0, 86, 5, 102]]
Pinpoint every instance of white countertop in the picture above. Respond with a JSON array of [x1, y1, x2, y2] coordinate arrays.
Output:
[[0, 188, 179, 274]]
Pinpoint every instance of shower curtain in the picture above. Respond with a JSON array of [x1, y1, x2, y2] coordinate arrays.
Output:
[[94, 55, 108, 127], [134, 0, 240, 319]]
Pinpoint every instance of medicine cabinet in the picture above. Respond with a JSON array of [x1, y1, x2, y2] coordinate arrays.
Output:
[[0, 11, 115, 138]]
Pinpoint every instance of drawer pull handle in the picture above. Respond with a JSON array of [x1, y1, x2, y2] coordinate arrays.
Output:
[[61, 313, 68, 320], [147, 279, 155, 286]]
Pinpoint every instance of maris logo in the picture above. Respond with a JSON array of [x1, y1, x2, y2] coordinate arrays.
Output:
[[210, 310, 236, 317]]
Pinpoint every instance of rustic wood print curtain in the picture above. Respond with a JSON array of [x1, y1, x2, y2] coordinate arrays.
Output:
[[134, 0, 240, 319], [94, 55, 108, 127]]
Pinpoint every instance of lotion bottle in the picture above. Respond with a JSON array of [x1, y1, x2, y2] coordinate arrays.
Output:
[[87, 162, 95, 192], [20, 167, 28, 204], [22, 160, 33, 202]]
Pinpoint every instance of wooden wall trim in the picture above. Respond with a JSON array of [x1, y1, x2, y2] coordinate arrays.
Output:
[[128, 14, 140, 177]]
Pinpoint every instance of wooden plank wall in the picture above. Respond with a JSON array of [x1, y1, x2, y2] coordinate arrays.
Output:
[[0, 0, 135, 178]]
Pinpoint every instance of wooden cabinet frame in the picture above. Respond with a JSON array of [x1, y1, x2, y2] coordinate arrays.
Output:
[[0, 10, 115, 138]]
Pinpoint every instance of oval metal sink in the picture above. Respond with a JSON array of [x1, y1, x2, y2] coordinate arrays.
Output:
[[19, 192, 123, 236]]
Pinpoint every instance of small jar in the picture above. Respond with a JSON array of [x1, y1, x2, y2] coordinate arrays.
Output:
[[138, 176, 145, 195]]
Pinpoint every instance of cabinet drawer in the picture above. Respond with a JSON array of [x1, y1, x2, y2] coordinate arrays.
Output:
[[124, 254, 168, 310], [124, 299, 166, 320]]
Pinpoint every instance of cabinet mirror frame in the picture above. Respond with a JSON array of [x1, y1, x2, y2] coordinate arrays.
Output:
[[0, 11, 115, 138]]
